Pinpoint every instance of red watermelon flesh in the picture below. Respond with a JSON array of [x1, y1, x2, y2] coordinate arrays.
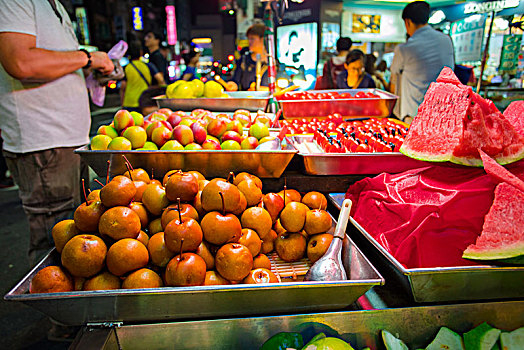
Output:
[[479, 149, 524, 193], [463, 182, 524, 261], [503, 100, 524, 137], [436, 66, 462, 85], [400, 68, 524, 166]]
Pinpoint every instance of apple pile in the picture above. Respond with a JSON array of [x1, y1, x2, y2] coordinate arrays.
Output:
[[29, 168, 336, 293], [91, 108, 275, 152]]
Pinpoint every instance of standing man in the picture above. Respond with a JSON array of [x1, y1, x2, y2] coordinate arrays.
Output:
[[144, 31, 169, 83], [390, 1, 454, 123], [0, 0, 114, 266]]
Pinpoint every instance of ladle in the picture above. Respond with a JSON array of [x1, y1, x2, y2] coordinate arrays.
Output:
[[304, 199, 352, 282]]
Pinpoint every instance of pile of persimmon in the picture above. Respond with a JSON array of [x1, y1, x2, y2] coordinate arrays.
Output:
[[30, 166, 335, 293]]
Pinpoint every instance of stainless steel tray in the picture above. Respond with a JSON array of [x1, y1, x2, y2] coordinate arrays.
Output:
[[277, 89, 398, 118], [330, 193, 524, 303], [75, 143, 297, 179], [70, 301, 524, 349], [290, 135, 426, 175], [155, 91, 270, 112], [4, 235, 383, 326]]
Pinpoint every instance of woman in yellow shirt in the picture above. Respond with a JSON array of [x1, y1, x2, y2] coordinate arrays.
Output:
[[120, 41, 164, 111]]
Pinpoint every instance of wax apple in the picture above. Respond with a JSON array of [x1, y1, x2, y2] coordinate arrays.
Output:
[[221, 131, 242, 144], [240, 136, 259, 150], [173, 125, 194, 146], [113, 110, 134, 132], [97, 125, 118, 139], [151, 125, 172, 148], [122, 126, 147, 149]]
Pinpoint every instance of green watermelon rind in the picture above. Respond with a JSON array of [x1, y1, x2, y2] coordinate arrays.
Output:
[[399, 144, 450, 163], [462, 242, 524, 261]]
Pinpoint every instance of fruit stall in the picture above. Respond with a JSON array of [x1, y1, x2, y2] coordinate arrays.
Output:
[[4, 68, 524, 350]]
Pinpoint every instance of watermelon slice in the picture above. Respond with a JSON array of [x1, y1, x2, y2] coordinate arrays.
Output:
[[436, 66, 462, 85], [479, 149, 524, 193], [503, 100, 524, 137], [400, 69, 524, 166], [462, 182, 524, 263]]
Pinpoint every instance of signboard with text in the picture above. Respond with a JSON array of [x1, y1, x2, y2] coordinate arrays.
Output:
[[499, 34, 523, 74], [451, 15, 486, 63]]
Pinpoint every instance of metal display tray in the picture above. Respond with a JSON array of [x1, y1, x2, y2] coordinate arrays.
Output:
[[70, 301, 524, 350], [4, 235, 383, 326], [330, 193, 524, 303], [277, 89, 398, 118], [155, 91, 270, 112], [75, 142, 297, 179], [289, 135, 426, 175]]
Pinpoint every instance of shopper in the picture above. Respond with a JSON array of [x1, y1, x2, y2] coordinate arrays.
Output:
[[390, 1, 454, 123], [336, 49, 376, 89], [227, 23, 270, 91], [316, 37, 352, 89], [121, 40, 165, 112], [180, 49, 201, 81], [145, 30, 169, 83], [0, 0, 114, 266], [365, 54, 388, 91]]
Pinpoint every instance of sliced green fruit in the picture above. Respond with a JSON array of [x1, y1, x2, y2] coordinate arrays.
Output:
[[500, 327, 524, 350], [426, 327, 464, 350], [302, 337, 354, 350], [381, 330, 408, 350], [463, 322, 501, 350]]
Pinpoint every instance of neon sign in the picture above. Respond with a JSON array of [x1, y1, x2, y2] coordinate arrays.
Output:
[[166, 6, 177, 45], [132, 7, 143, 31], [464, 0, 519, 14]]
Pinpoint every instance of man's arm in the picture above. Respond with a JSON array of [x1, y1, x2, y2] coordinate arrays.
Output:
[[0, 32, 113, 81]]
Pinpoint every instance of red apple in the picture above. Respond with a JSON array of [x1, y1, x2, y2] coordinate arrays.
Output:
[[202, 138, 221, 150], [240, 136, 259, 150], [146, 121, 164, 139], [221, 131, 242, 144], [113, 110, 134, 132], [190, 121, 207, 144], [151, 125, 172, 148], [226, 120, 244, 135], [173, 125, 194, 146], [207, 117, 228, 138], [167, 112, 183, 128]]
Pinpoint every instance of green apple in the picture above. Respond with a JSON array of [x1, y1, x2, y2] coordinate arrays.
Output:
[[122, 126, 147, 149], [248, 122, 269, 140], [220, 140, 241, 150], [97, 125, 118, 139], [107, 136, 132, 150], [160, 140, 184, 150], [90, 134, 112, 150], [130, 111, 144, 126]]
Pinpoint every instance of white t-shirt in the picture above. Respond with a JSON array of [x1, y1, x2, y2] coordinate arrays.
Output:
[[0, 0, 90, 153], [390, 25, 455, 119]]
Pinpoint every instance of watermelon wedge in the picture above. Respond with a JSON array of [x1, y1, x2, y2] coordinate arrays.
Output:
[[400, 69, 524, 166], [503, 100, 524, 137], [462, 182, 524, 263], [479, 149, 524, 193]]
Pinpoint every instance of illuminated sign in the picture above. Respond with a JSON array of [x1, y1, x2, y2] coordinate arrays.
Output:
[[464, 0, 519, 14], [166, 5, 177, 45], [499, 34, 522, 73], [132, 7, 143, 31], [75, 7, 90, 45]]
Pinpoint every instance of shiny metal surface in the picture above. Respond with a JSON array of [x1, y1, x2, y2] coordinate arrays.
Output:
[[290, 135, 426, 175], [155, 91, 270, 112], [330, 193, 524, 303], [5, 235, 383, 326], [71, 301, 524, 350], [75, 142, 297, 179], [277, 89, 398, 118]]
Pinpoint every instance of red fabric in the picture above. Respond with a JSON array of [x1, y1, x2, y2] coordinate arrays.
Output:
[[346, 164, 502, 269]]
